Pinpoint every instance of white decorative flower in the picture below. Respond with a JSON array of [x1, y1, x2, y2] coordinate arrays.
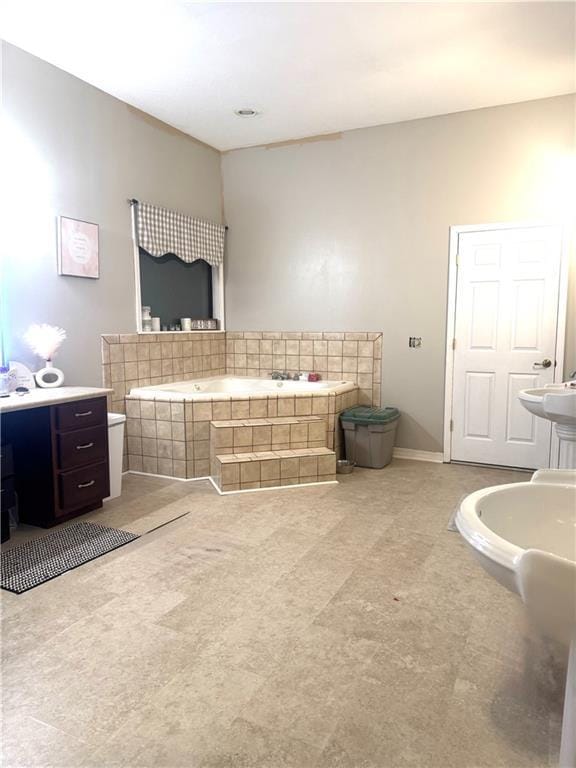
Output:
[[23, 324, 67, 362]]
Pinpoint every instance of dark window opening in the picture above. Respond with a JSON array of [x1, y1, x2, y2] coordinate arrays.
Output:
[[139, 248, 213, 327]]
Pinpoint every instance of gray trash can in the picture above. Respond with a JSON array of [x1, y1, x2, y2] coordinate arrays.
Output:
[[340, 406, 400, 469]]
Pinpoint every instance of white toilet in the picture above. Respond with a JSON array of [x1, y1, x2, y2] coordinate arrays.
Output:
[[106, 412, 126, 500]]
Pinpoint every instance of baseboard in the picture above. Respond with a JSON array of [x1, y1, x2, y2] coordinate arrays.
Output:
[[208, 476, 339, 495], [392, 448, 444, 464]]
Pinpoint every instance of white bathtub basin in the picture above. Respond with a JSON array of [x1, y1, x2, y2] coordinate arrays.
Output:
[[130, 375, 352, 398], [456, 469, 576, 766]]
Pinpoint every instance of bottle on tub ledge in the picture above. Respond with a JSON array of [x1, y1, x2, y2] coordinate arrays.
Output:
[[141, 306, 153, 332]]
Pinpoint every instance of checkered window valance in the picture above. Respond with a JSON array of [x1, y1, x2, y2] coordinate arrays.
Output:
[[136, 201, 225, 267]]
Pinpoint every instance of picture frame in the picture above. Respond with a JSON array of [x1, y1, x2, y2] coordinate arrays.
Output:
[[57, 215, 100, 279]]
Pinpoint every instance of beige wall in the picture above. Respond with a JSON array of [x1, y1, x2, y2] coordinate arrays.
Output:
[[222, 95, 576, 452], [1, 43, 223, 386]]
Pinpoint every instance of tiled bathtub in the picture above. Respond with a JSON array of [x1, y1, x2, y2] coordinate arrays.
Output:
[[124, 375, 359, 479]]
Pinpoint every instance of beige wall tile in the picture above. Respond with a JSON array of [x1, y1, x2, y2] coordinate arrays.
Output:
[[141, 438, 157, 457], [172, 460, 186, 478], [170, 403, 184, 421], [318, 454, 336, 475], [142, 456, 158, 474], [194, 459, 210, 476], [241, 461, 260, 483], [172, 421, 185, 441], [141, 420, 157, 438], [221, 463, 240, 485], [109, 344, 124, 363], [126, 419, 142, 437], [157, 439, 173, 459], [193, 421, 210, 441], [212, 401, 232, 420], [261, 459, 280, 480], [308, 421, 326, 442], [299, 456, 318, 477], [290, 423, 308, 444], [157, 458, 173, 476], [249, 399, 268, 418], [194, 441, 210, 459], [128, 454, 143, 472], [295, 397, 312, 416], [234, 426, 253, 447], [327, 340, 343, 356], [231, 400, 250, 419], [253, 425, 272, 446], [193, 402, 213, 421], [127, 436, 142, 455], [314, 340, 328, 356], [110, 363, 125, 383], [173, 441, 186, 461], [156, 420, 172, 440], [280, 457, 299, 478], [155, 402, 171, 420], [278, 398, 295, 417], [213, 427, 233, 448]]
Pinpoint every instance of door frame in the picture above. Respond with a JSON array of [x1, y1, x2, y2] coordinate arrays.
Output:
[[443, 221, 569, 465]]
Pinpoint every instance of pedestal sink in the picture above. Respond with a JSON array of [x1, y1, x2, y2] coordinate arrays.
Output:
[[457, 383, 576, 765], [457, 470, 576, 767], [519, 384, 576, 469]]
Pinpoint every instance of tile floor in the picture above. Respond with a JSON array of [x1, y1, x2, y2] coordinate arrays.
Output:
[[1, 460, 567, 767]]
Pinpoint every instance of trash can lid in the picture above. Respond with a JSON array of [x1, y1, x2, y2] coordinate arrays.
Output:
[[340, 406, 400, 425]]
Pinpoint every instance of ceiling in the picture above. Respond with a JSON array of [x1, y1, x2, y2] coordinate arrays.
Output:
[[1, 1, 574, 151]]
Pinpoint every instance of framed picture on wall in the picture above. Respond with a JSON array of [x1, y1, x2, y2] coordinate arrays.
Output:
[[57, 215, 100, 279]]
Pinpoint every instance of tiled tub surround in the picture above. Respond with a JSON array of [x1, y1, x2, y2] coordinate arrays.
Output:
[[101, 332, 226, 416], [101, 330, 380, 479], [101, 331, 381, 410], [124, 381, 358, 480], [226, 331, 382, 407]]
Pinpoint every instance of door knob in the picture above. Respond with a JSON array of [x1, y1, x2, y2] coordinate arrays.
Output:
[[533, 358, 552, 369]]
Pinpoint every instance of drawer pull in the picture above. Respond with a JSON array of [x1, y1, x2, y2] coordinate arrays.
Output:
[[76, 442, 95, 450], [75, 410, 93, 418], [77, 480, 95, 489]]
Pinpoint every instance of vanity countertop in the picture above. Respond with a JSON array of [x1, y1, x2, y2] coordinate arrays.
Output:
[[0, 386, 113, 414]]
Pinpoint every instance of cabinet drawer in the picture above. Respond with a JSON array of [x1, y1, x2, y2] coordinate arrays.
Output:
[[1, 443, 14, 478], [57, 426, 107, 471], [1, 475, 16, 510], [58, 462, 109, 513], [55, 397, 107, 432]]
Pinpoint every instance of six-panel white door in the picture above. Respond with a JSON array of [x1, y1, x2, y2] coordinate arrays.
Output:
[[450, 225, 562, 469]]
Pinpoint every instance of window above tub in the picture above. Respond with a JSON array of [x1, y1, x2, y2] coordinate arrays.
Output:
[[129, 199, 226, 332]]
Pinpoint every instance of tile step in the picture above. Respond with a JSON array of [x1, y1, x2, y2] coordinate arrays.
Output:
[[212, 447, 337, 492], [210, 416, 327, 456]]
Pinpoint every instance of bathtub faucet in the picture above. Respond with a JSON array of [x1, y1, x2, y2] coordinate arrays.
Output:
[[271, 371, 290, 380]]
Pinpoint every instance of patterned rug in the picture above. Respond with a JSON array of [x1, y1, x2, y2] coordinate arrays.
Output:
[[1, 522, 139, 594]]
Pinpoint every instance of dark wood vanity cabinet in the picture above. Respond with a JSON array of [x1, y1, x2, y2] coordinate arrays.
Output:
[[1, 396, 110, 527]]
